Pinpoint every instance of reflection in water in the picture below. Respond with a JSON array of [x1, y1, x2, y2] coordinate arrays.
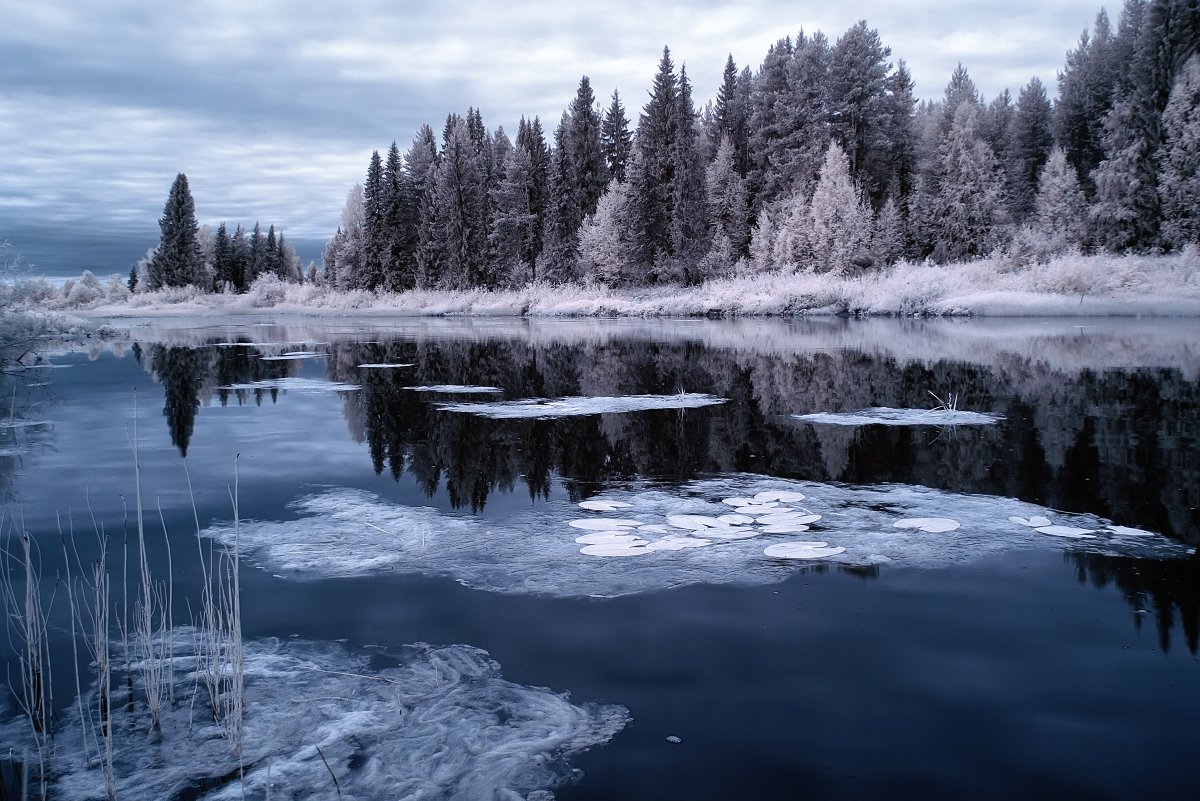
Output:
[[130, 325, 1200, 541], [1069, 552, 1200, 655]]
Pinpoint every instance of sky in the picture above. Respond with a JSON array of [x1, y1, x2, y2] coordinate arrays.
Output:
[[0, 0, 1112, 275]]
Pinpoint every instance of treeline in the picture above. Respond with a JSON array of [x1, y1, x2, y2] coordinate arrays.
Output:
[[321, 0, 1199, 292], [137, 173, 305, 292]]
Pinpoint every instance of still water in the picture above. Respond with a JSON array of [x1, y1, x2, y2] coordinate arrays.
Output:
[[2, 316, 1198, 800]]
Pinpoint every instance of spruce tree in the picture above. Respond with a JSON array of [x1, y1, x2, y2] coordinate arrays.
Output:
[[568, 76, 609, 217], [931, 102, 1003, 262], [805, 141, 873, 273], [212, 222, 234, 290], [827, 21, 895, 205], [540, 118, 583, 282], [628, 47, 680, 278], [431, 118, 487, 289], [1032, 146, 1089, 252], [148, 173, 203, 289], [362, 150, 386, 289], [601, 91, 633, 182], [669, 65, 710, 282], [705, 137, 751, 260], [1054, 10, 1119, 191], [1006, 78, 1054, 221]]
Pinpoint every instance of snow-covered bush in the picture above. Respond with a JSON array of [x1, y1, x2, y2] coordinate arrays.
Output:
[[247, 273, 287, 307], [62, 270, 104, 307]]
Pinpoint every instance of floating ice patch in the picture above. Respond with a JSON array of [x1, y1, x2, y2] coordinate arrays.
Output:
[[17, 633, 627, 801], [1010, 516, 1053, 528], [435, 393, 727, 419], [1108, 525, 1156, 538], [893, 518, 961, 533], [218, 377, 361, 393], [568, 518, 642, 530], [666, 514, 732, 531], [581, 543, 656, 557], [759, 524, 812, 534], [755, 491, 806, 503], [358, 362, 417, 368], [408, 384, 503, 394], [756, 512, 821, 526], [205, 478, 1190, 599], [764, 543, 846, 559], [1035, 525, 1096, 539], [717, 513, 755, 525], [259, 351, 324, 361], [793, 407, 1003, 427], [579, 500, 634, 512]]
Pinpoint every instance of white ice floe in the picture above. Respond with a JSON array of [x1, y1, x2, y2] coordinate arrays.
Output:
[[793, 407, 1003, 427], [205, 478, 1189, 599], [579, 500, 634, 512], [764, 543, 846, 559], [218, 377, 362, 393], [568, 518, 642, 530], [435, 393, 727, 419], [893, 518, 961, 533], [1010, 516, 1053, 528], [580, 543, 655, 557], [259, 351, 324, 361], [759, 524, 812, 534], [10, 633, 627, 801], [717, 513, 755, 525], [666, 514, 731, 530], [358, 363, 417, 368], [1035, 525, 1096, 539], [575, 532, 647, 545], [754, 491, 806, 503], [408, 384, 503, 393], [756, 512, 821, 526]]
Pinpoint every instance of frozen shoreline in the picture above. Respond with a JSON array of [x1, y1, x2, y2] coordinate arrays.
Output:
[[37, 251, 1200, 321]]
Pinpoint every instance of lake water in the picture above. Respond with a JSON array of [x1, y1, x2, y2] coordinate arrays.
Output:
[[2, 316, 1198, 800]]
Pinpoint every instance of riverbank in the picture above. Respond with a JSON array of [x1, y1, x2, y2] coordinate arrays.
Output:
[[35, 250, 1200, 319]]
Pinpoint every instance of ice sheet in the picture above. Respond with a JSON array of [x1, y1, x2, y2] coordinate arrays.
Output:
[[9, 633, 627, 801], [436, 393, 727, 419], [217, 377, 362, 393], [793, 407, 1004, 426], [205, 476, 1190, 599]]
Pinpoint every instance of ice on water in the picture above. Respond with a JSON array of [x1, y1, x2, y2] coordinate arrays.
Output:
[[218, 377, 362, 393], [407, 384, 503, 394], [205, 476, 1189, 599], [21, 634, 627, 801], [793, 407, 1004, 426], [436, 393, 727, 419]]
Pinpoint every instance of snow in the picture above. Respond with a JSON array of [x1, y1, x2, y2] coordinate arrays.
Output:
[[436, 393, 728, 419], [794, 408, 1003, 426], [203, 476, 1190, 599], [61, 252, 1200, 319], [218, 377, 362, 393], [4, 633, 627, 801]]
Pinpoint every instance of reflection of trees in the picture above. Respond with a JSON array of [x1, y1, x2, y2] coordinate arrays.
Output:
[[147, 345, 211, 457], [1069, 553, 1200, 655]]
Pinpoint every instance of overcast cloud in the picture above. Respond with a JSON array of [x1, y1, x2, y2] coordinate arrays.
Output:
[[0, 0, 1110, 269]]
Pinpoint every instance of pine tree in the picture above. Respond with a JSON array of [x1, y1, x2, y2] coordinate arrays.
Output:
[[212, 222, 234, 290], [627, 47, 680, 279], [931, 102, 1003, 262], [601, 90, 633, 182], [705, 137, 750, 261], [669, 65, 709, 283], [431, 118, 487, 289], [713, 55, 751, 176], [540, 117, 583, 283], [872, 194, 905, 266], [264, 225, 282, 279], [407, 125, 440, 288], [568, 76, 609, 217], [827, 21, 895, 205], [1006, 78, 1054, 221], [1158, 54, 1200, 247], [1054, 10, 1119, 191], [147, 173, 203, 289], [490, 143, 538, 285], [230, 224, 248, 292], [382, 141, 414, 290], [516, 116, 551, 267], [362, 150, 386, 290]]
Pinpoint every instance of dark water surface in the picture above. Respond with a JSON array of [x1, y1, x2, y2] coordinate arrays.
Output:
[[2, 316, 1198, 800]]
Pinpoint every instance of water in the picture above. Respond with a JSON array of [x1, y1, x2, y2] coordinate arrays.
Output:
[[2, 316, 1198, 800]]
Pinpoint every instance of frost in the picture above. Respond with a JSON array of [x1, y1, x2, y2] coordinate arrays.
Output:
[[893, 518, 961, 533], [205, 477, 1190, 598], [407, 385, 503, 393], [217, 377, 362, 393], [18, 634, 628, 801], [357, 362, 416, 368], [436, 393, 727, 419], [793, 408, 1003, 426]]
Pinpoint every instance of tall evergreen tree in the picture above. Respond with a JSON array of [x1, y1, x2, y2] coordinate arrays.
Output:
[[212, 222, 234, 290], [567, 76, 610, 217], [713, 55, 751, 176], [803, 141, 873, 273], [628, 46, 680, 278], [147, 173, 203, 289], [601, 90, 634, 182], [705, 137, 751, 261], [1159, 54, 1200, 247], [362, 149, 386, 290], [229, 224, 248, 292], [1032, 146, 1090, 252], [827, 21, 895, 205], [516, 116, 551, 266], [540, 117, 583, 282], [1054, 9, 1119, 191], [264, 224, 282, 279], [669, 65, 710, 282], [1006, 78, 1055, 221], [931, 102, 1004, 262], [490, 143, 538, 285], [431, 118, 487, 289]]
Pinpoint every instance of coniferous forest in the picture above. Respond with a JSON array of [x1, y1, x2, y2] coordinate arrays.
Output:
[[144, 0, 1198, 297]]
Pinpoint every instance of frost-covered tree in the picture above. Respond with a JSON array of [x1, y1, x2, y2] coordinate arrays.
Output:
[[1028, 146, 1090, 255], [712, 54, 751, 177], [431, 118, 487, 289], [827, 20, 896, 205], [930, 102, 1004, 262], [1090, 96, 1159, 250], [490, 144, 538, 285], [872, 194, 905, 266], [147, 173, 203, 289], [1159, 54, 1200, 247], [578, 180, 632, 285], [669, 66, 709, 283], [327, 184, 365, 291], [805, 141, 873, 273], [705, 137, 750, 263]]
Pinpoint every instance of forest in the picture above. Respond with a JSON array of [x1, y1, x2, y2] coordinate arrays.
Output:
[[134, 0, 1198, 299]]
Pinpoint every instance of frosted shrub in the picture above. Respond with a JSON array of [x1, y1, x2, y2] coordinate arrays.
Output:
[[63, 270, 105, 307], [105, 273, 131, 302], [247, 273, 286, 307]]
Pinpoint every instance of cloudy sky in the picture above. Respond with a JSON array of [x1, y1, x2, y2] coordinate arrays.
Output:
[[1, 0, 1110, 273]]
